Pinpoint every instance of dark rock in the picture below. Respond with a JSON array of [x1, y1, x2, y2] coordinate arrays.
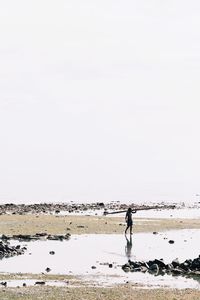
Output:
[[109, 264, 113, 268], [154, 259, 166, 269], [123, 266, 131, 272], [192, 258, 200, 269], [49, 251, 55, 255], [149, 263, 159, 273], [0, 282, 7, 287], [35, 233, 47, 237], [122, 255, 200, 278], [35, 281, 45, 285], [171, 268, 185, 275], [172, 258, 180, 268], [168, 240, 174, 244], [45, 267, 51, 272], [1, 235, 10, 241]]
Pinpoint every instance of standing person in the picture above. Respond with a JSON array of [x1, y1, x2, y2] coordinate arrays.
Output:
[[125, 207, 136, 235]]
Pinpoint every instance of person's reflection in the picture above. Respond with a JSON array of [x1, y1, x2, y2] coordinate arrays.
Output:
[[125, 234, 132, 259]]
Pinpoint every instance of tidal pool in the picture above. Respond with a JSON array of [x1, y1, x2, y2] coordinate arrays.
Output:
[[0, 229, 199, 289]]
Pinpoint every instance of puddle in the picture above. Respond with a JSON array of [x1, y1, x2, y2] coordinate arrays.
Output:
[[0, 230, 199, 289], [0, 280, 68, 288]]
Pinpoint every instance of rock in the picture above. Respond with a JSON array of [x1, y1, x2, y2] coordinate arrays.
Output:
[[0, 282, 7, 287], [0, 241, 26, 259], [23, 283, 26, 287], [153, 259, 166, 269], [123, 266, 131, 272], [97, 202, 104, 207], [138, 266, 148, 273], [153, 232, 158, 235], [168, 240, 174, 244], [171, 268, 185, 275], [122, 255, 200, 278], [45, 267, 51, 272], [149, 263, 159, 273], [192, 257, 200, 269], [1, 235, 10, 241], [109, 264, 113, 268], [35, 281, 45, 285], [35, 233, 47, 237], [49, 251, 55, 255], [91, 266, 96, 269]]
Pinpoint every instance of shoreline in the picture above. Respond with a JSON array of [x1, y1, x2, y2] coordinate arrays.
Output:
[[0, 202, 187, 214]]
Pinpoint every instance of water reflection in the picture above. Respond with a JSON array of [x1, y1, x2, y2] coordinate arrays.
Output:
[[125, 235, 132, 260]]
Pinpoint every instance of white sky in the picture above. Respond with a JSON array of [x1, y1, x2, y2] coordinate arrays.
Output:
[[0, 0, 200, 204]]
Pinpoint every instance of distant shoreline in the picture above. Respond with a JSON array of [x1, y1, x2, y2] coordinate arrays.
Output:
[[0, 201, 180, 215]]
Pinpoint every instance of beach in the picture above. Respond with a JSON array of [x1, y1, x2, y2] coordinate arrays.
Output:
[[0, 204, 199, 299]]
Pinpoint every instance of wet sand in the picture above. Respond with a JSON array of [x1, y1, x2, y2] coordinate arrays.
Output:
[[0, 214, 200, 235]]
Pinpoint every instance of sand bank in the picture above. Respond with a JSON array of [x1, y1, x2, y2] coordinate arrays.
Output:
[[0, 214, 199, 235]]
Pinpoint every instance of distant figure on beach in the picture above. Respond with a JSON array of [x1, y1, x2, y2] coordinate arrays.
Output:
[[125, 207, 136, 235], [125, 234, 132, 259]]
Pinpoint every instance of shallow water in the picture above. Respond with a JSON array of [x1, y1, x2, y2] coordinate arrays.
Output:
[[135, 208, 200, 219], [55, 208, 200, 219], [0, 230, 199, 289], [0, 279, 68, 288]]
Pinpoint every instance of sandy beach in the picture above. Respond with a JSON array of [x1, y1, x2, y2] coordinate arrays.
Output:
[[0, 285, 200, 300], [0, 214, 200, 235]]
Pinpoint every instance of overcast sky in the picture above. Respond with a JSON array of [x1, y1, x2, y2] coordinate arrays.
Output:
[[0, 1, 200, 204]]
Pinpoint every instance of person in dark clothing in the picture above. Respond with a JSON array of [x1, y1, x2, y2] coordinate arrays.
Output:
[[125, 207, 136, 235]]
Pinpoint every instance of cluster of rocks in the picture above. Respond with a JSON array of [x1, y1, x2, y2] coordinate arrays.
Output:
[[0, 241, 26, 259], [122, 256, 200, 277], [0, 202, 177, 215], [1, 233, 71, 242], [0, 202, 106, 215]]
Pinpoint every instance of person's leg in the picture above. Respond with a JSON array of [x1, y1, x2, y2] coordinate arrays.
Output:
[[130, 225, 133, 235], [125, 225, 129, 235]]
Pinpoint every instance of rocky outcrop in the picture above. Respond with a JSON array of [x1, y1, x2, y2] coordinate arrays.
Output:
[[0, 241, 26, 259], [0, 202, 177, 215], [1, 233, 71, 242], [122, 256, 200, 277]]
